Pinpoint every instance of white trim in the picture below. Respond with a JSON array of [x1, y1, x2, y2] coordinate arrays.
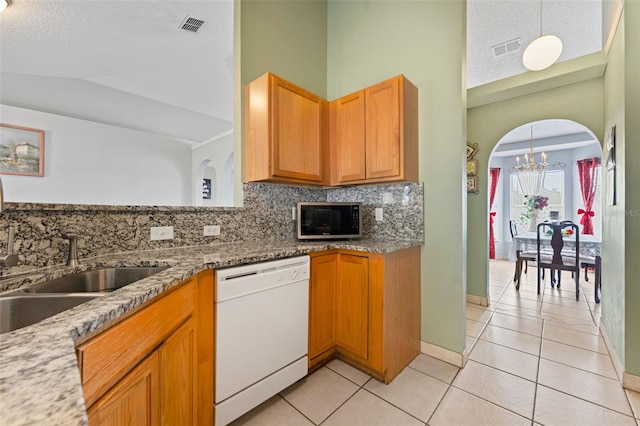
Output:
[[467, 293, 489, 307], [601, 324, 625, 383], [191, 129, 234, 150], [604, 0, 624, 55], [421, 340, 467, 368], [623, 372, 640, 393]]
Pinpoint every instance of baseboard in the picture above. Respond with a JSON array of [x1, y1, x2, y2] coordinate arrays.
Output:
[[623, 372, 640, 393], [600, 324, 625, 384], [421, 340, 466, 368], [466, 293, 489, 307]]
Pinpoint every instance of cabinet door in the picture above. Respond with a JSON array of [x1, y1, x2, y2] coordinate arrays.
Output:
[[309, 254, 338, 360], [365, 77, 401, 179], [336, 254, 369, 360], [88, 352, 159, 426], [159, 318, 197, 426], [331, 91, 366, 183], [272, 77, 327, 183]]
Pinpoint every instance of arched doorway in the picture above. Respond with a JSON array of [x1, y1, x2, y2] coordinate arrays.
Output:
[[486, 119, 602, 302]]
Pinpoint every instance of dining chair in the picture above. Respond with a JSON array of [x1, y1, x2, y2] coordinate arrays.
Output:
[[510, 220, 536, 289], [536, 221, 581, 300], [581, 255, 602, 303]]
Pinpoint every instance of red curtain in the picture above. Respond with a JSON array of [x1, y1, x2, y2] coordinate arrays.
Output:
[[489, 168, 501, 259], [576, 157, 599, 234]]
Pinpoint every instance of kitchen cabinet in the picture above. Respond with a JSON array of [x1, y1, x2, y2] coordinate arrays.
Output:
[[245, 72, 329, 185], [330, 75, 419, 185], [76, 270, 214, 426], [308, 247, 420, 383], [309, 254, 337, 364]]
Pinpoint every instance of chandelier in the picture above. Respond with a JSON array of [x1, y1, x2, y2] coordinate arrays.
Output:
[[514, 126, 547, 197]]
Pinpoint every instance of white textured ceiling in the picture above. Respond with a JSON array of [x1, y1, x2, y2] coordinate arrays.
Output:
[[0, 0, 606, 145], [0, 0, 234, 144], [467, 0, 602, 88]]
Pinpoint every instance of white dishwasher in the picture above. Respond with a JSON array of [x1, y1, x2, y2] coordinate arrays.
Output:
[[215, 255, 310, 426]]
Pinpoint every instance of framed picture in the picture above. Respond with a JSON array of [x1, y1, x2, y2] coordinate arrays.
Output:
[[466, 142, 478, 160], [0, 123, 44, 176], [467, 176, 478, 194], [466, 160, 478, 176]]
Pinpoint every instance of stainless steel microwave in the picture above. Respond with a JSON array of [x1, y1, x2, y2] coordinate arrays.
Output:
[[297, 202, 362, 240]]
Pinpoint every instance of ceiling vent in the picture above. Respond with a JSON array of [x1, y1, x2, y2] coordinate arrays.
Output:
[[492, 38, 521, 57], [180, 16, 205, 33]]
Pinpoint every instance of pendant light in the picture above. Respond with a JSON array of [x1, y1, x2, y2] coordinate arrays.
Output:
[[0, 0, 10, 13], [523, 0, 563, 71]]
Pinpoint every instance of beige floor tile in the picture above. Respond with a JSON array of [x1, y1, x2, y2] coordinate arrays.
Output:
[[626, 389, 640, 419], [538, 358, 633, 416], [468, 339, 539, 381], [466, 305, 494, 323], [534, 385, 637, 426], [465, 336, 478, 358], [466, 318, 486, 338], [496, 294, 542, 312], [542, 292, 590, 310], [280, 367, 359, 424], [429, 387, 530, 426], [543, 322, 608, 354], [480, 324, 541, 356], [541, 339, 616, 379], [409, 353, 459, 384], [364, 367, 447, 423], [489, 312, 543, 337], [452, 360, 536, 419], [495, 303, 542, 321], [323, 389, 424, 426], [229, 395, 314, 426], [542, 302, 595, 322], [326, 359, 371, 386]]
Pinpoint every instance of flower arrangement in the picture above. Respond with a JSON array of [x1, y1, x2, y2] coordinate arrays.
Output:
[[546, 228, 574, 237], [519, 194, 550, 230]]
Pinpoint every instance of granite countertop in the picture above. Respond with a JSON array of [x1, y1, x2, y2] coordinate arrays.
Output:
[[0, 239, 421, 426]]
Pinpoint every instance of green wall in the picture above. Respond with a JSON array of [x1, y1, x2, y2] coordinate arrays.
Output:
[[235, 0, 328, 205], [623, 0, 640, 379], [327, 0, 468, 354], [602, 3, 640, 377], [467, 79, 604, 299]]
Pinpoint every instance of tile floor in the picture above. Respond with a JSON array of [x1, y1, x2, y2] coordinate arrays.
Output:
[[231, 260, 640, 425]]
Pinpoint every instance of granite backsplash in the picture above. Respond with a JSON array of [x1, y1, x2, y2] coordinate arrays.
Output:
[[0, 182, 423, 271]]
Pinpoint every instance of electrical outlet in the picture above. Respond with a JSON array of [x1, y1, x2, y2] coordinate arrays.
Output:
[[204, 225, 221, 236], [150, 226, 174, 241], [375, 208, 384, 222]]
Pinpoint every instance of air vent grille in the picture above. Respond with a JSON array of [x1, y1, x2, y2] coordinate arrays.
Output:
[[492, 38, 521, 57], [180, 17, 205, 33]]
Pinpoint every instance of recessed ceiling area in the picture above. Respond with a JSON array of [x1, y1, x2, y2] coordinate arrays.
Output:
[[467, 0, 603, 88]]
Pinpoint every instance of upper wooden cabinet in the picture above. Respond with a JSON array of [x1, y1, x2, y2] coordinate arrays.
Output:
[[245, 72, 329, 185], [330, 75, 418, 185], [245, 72, 418, 187]]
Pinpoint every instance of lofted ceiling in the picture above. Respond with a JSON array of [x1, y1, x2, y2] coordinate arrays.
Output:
[[0, 0, 234, 144], [0, 0, 607, 147]]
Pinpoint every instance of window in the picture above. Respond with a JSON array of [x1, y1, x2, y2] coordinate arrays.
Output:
[[510, 170, 564, 223]]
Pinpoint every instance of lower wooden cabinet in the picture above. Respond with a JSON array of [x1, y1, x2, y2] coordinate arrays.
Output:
[[309, 247, 420, 383], [77, 270, 214, 426], [87, 351, 159, 425]]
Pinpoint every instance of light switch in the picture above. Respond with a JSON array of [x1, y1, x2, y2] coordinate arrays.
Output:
[[375, 208, 384, 222]]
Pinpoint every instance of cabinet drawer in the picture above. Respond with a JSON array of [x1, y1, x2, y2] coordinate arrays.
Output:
[[77, 279, 196, 406]]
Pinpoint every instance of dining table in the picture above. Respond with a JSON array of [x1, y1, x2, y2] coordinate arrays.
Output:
[[508, 231, 602, 262]]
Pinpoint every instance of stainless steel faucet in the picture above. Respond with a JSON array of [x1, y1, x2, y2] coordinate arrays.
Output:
[[62, 233, 80, 267], [0, 226, 19, 267]]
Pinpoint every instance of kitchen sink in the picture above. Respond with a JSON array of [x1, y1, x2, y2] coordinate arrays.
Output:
[[0, 294, 102, 334], [22, 267, 169, 294]]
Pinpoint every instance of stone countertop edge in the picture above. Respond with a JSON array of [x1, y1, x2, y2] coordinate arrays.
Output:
[[0, 239, 422, 426]]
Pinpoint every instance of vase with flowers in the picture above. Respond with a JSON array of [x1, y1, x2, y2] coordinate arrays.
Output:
[[519, 195, 550, 232]]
